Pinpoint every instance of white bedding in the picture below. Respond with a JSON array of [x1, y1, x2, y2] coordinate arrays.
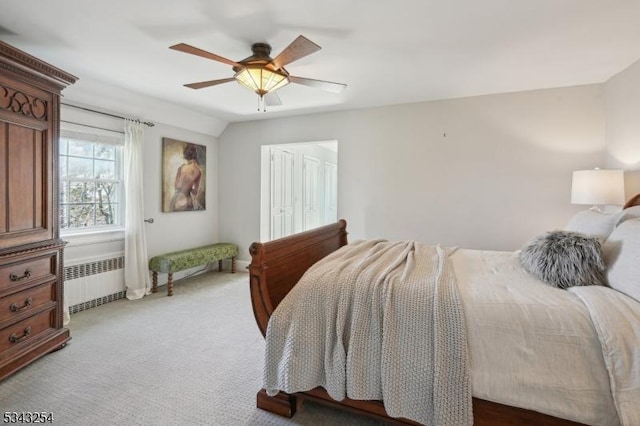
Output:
[[568, 287, 640, 426], [451, 248, 640, 426], [264, 243, 640, 426]]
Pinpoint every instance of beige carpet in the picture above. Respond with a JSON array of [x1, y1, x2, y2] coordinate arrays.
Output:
[[0, 271, 384, 425]]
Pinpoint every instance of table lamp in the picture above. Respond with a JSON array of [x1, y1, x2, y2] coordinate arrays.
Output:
[[571, 169, 625, 210]]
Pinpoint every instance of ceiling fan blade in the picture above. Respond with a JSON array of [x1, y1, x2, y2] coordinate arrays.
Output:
[[270, 35, 321, 70], [289, 76, 346, 94], [184, 78, 236, 89], [264, 92, 283, 107], [170, 43, 242, 68]]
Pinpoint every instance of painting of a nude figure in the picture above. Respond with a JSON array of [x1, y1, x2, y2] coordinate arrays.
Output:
[[162, 138, 206, 212]]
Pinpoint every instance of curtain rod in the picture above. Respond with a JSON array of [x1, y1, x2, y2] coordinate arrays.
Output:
[[60, 120, 125, 135], [61, 103, 155, 127]]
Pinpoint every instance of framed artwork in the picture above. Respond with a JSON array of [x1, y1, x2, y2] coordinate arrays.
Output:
[[162, 138, 206, 212]]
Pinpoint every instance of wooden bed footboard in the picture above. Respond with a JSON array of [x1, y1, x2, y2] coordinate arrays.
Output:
[[248, 219, 348, 336], [248, 219, 586, 426]]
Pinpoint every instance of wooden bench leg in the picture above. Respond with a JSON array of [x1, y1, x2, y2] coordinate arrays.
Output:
[[231, 256, 236, 273], [152, 272, 158, 293], [218, 259, 223, 272], [167, 272, 174, 297]]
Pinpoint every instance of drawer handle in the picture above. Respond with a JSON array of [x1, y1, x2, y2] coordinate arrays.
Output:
[[9, 326, 32, 343], [9, 297, 33, 313], [9, 268, 32, 282]]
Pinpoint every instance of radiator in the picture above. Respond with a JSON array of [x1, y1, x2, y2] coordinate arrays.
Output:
[[64, 255, 125, 314]]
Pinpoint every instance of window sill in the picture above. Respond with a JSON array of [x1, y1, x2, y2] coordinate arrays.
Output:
[[61, 228, 125, 247]]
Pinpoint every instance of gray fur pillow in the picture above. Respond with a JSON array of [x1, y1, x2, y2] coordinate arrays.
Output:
[[519, 230, 607, 289]]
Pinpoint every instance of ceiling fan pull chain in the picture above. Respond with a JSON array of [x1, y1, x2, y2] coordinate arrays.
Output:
[[258, 95, 267, 112]]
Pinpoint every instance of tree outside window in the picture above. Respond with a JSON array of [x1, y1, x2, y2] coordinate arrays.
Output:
[[60, 137, 123, 230]]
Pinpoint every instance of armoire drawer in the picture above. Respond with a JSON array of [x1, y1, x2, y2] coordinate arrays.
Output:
[[0, 309, 54, 354], [0, 254, 57, 291], [0, 282, 55, 324]]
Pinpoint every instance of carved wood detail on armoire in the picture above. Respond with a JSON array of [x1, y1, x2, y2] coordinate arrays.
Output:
[[0, 41, 77, 380]]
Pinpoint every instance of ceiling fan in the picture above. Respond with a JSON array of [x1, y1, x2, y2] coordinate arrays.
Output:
[[169, 35, 346, 110]]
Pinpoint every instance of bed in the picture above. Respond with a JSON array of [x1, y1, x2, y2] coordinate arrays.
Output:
[[248, 195, 640, 426]]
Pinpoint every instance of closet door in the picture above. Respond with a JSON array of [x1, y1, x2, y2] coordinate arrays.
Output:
[[302, 155, 321, 231], [324, 162, 337, 223], [270, 147, 294, 239]]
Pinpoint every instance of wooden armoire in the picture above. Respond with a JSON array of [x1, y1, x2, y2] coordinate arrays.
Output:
[[0, 41, 77, 380]]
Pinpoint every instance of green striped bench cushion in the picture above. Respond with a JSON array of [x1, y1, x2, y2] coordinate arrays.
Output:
[[148, 243, 238, 274]]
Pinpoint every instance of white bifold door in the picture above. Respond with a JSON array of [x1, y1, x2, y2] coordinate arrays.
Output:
[[324, 161, 338, 223], [267, 143, 337, 240], [270, 147, 294, 240], [302, 155, 321, 231]]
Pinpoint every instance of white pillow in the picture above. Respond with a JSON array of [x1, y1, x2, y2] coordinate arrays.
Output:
[[602, 219, 640, 302], [565, 209, 619, 242], [566, 206, 640, 242], [614, 205, 640, 227]]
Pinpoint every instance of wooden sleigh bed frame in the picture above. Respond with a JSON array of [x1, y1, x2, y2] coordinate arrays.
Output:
[[248, 195, 640, 426]]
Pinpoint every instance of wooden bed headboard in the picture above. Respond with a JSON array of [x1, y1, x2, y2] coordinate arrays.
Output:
[[624, 193, 640, 209]]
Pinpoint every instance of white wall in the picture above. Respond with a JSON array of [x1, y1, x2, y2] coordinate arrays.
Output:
[[56, 57, 640, 271], [219, 84, 606, 260], [604, 58, 640, 197], [142, 123, 219, 259], [63, 75, 227, 137], [61, 104, 219, 268]]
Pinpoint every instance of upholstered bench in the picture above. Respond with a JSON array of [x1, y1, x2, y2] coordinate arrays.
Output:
[[148, 243, 238, 296]]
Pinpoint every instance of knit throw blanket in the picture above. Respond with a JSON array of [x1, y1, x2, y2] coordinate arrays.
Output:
[[263, 240, 472, 426]]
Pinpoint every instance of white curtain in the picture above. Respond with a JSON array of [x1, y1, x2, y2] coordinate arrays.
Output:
[[124, 119, 151, 299]]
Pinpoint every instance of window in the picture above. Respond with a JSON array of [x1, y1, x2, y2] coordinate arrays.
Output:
[[59, 130, 124, 231]]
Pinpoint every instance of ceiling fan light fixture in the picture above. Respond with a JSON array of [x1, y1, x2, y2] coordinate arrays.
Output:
[[171, 36, 346, 111], [234, 66, 290, 97]]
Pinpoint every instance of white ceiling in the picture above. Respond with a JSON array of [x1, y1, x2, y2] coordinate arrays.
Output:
[[3, 0, 640, 125]]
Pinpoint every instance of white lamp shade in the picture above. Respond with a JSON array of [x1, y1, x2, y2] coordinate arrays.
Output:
[[571, 169, 625, 206]]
